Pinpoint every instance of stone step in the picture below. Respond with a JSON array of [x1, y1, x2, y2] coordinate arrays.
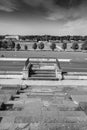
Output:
[[32, 68, 55, 71], [66, 72, 87, 75], [29, 77, 58, 80], [64, 75, 87, 80], [33, 70, 55, 74], [31, 73, 55, 77]]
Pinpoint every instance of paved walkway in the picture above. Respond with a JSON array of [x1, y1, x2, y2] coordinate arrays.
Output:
[[0, 58, 71, 62], [0, 79, 23, 85], [0, 79, 87, 87], [0, 75, 23, 79]]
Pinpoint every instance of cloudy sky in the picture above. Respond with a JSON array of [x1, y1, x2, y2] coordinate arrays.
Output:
[[0, 0, 87, 35]]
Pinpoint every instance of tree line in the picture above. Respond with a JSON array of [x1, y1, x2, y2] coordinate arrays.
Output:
[[0, 40, 21, 51], [0, 40, 15, 50], [16, 41, 87, 51], [19, 35, 87, 42], [0, 40, 87, 51], [18, 35, 87, 42], [1, 35, 87, 42]]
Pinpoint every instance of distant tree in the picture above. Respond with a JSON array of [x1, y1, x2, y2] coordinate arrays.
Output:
[[66, 35, 70, 41], [50, 36, 56, 40], [81, 41, 87, 50], [9, 41, 15, 50], [1, 55, 4, 57], [37, 37, 41, 42], [0, 40, 2, 49], [1, 40, 15, 50], [2, 41, 8, 49], [38, 42, 44, 50], [62, 42, 67, 51], [32, 43, 37, 50], [50, 42, 56, 51], [20, 36, 26, 41], [71, 42, 79, 51], [11, 41, 15, 49], [24, 45, 28, 50], [16, 43, 21, 51], [0, 35, 5, 40]]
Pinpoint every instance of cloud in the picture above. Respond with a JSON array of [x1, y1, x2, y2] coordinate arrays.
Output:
[[23, 0, 44, 7], [54, 0, 83, 8], [0, 6, 14, 12], [0, 0, 18, 12], [22, 0, 86, 9], [20, 0, 87, 23], [0, 0, 87, 25], [0, 0, 87, 35], [46, 7, 82, 23], [21, 0, 53, 16]]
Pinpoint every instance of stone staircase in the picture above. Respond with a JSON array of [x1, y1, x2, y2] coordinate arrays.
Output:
[[29, 63, 58, 80], [23, 58, 62, 80]]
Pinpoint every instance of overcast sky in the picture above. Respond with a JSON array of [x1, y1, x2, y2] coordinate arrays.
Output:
[[0, 0, 87, 35]]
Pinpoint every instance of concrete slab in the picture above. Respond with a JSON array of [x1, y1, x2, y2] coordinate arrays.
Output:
[[0, 79, 87, 87], [0, 58, 71, 62], [71, 95, 87, 103], [0, 79, 23, 85], [24, 80, 87, 86], [0, 75, 23, 79]]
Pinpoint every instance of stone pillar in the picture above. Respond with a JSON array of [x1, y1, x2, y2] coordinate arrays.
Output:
[[22, 58, 30, 79], [22, 62, 33, 79], [22, 66, 29, 79], [55, 59, 64, 80], [55, 66, 62, 80]]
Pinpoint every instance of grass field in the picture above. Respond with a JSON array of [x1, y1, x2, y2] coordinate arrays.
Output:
[[0, 57, 87, 72], [0, 50, 87, 60], [0, 51, 87, 72], [60, 61, 87, 72], [0, 61, 25, 71]]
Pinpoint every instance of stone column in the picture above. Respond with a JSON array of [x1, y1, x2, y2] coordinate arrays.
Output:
[[22, 66, 29, 79], [22, 58, 30, 79], [55, 65, 62, 80], [55, 59, 64, 80]]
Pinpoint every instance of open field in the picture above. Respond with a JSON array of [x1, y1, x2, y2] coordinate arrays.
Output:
[[60, 61, 87, 72], [0, 50, 87, 60], [0, 60, 87, 72], [0, 61, 25, 71], [0, 56, 87, 72]]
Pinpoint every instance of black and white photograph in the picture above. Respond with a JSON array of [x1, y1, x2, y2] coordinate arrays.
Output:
[[0, 0, 87, 129]]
